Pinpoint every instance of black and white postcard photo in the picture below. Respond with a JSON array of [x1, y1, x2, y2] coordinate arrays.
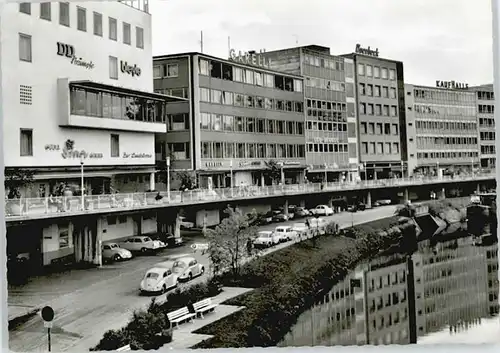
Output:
[[1, 0, 499, 351]]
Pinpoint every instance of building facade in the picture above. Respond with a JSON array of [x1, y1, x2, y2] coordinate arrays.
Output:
[[342, 47, 406, 180], [0, 1, 176, 198], [260, 45, 358, 183], [468, 84, 495, 170], [404, 83, 478, 176], [153, 52, 306, 189]]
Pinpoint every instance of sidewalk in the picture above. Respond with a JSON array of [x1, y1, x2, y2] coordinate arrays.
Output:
[[8, 305, 39, 323]]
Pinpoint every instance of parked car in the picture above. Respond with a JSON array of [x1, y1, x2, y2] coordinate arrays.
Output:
[[294, 207, 310, 218], [253, 231, 280, 248], [291, 222, 309, 238], [139, 266, 178, 294], [258, 211, 274, 225], [374, 199, 392, 207], [102, 243, 133, 262], [120, 236, 165, 253], [310, 205, 334, 216], [171, 256, 205, 282], [274, 226, 298, 242], [151, 232, 184, 248], [286, 205, 296, 219], [179, 216, 195, 229], [348, 202, 366, 212], [272, 210, 289, 222]]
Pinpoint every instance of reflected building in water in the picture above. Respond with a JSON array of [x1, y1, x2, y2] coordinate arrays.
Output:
[[278, 237, 498, 346]]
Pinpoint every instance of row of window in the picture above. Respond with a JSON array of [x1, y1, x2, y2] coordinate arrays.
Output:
[[166, 142, 190, 160], [306, 99, 348, 112], [416, 136, 478, 147], [480, 131, 496, 141], [357, 64, 396, 80], [199, 58, 303, 92], [360, 122, 399, 135], [368, 271, 407, 292], [153, 64, 179, 78], [155, 87, 190, 99], [20, 129, 121, 158], [303, 54, 347, 72], [478, 104, 494, 114], [307, 109, 350, 122], [361, 142, 400, 155], [199, 88, 304, 113], [481, 145, 496, 154], [70, 88, 165, 123], [199, 113, 304, 135], [417, 152, 479, 159], [20, 2, 144, 48], [413, 104, 476, 116], [307, 143, 349, 154], [359, 83, 397, 99], [359, 103, 398, 117], [415, 120, 477, 131], [306, 121, 348, 132], [304, 77, 348, 92], [167, 113, 190, 131], [201, 142, 306, 159], [369, 291, 407, 315], [413, 89, 475, 103], [477, 91, 495, 100]]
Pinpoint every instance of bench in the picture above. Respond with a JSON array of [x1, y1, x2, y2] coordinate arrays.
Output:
[[192, 298, 219, 319], [167, 307, 196, 328]]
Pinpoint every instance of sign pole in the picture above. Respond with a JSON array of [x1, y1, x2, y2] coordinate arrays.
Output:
[[48, 327, 51, 352]]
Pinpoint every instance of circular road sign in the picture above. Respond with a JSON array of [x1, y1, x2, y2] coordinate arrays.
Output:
[[41, 306, 55, 322]]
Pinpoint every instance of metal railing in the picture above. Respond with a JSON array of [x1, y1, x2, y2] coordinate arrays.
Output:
[[4, 172, 496, 220]]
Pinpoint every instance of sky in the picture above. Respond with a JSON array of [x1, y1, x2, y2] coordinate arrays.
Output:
[[149, 0, 494, 87]]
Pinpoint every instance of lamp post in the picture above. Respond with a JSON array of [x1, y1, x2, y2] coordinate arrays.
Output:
[[80, 155, 85, 211], [401, 160, 404, 178], [471, 158, 474, 175], [364, 162, 367, 182], [166, 156, 171, 201], [230, 159, 234, 198], [324, 163, 328, 182]]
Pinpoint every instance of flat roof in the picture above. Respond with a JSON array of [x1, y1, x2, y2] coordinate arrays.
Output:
[[153, 52, 303, 79], [340, 52, 403, 65], [408, 83, 476, 93], [70, 80, 187, 102]]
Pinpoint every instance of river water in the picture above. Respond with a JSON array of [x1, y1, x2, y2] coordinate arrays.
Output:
[[278, 235, 499, 346]]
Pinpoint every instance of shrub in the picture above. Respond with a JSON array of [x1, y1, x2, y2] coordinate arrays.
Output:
[[91, 329, 128, 351], [324, 221, 339, 236]]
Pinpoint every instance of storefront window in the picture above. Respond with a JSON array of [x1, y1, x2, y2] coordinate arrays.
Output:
[[59, 223, 70, 249]]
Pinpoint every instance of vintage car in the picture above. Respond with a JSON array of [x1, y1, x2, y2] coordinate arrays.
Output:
[[171, 256, 205, 282], [102, 243, 133, 262], [120, 236, 165, 253]]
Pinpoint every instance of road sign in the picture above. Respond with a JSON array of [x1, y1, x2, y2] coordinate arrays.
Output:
[[41, 306, 54, 322], [44, 321, 53, 329]]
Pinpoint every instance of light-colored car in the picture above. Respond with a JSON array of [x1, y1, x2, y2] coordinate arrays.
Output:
[[308, 217, 328, 235], [179, 216, 195, 229], [374, 199, 392, 207], [140, 266, 178, 294], [274, 226, 298, 242], [310, 205, 334, 216], [102, 243, 133, 262], [294, 207, 310, 218], [291, 223, 310, 238], [120, 236, 165, 253], [253, 231, 280, 248], [172, 256, 205, 282]]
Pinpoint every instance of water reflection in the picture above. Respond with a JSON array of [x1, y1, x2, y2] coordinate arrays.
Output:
[[278, 236, 498, 346]]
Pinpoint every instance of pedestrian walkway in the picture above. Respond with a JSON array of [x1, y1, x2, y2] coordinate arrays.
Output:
[[8, 305, 39, 323]]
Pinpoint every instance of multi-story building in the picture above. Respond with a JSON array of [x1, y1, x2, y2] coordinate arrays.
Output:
[[468, 84, 495, 170], [404, 83, 478, 176], [342, 46, 407, 180], [1, 1, 178, 198], [484, 244, 499, 316], [153, 51, 306, 188], [260, 45, 359, 183]]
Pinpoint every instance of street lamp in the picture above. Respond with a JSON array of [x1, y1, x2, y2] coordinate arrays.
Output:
[[324, 163, 328, 182], [229, 159, 234, 198], [166, 156, 171, 201], [80, 155, 85, 211]]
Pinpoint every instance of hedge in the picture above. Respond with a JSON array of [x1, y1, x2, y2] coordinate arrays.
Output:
[[192, 216, 416, 348]]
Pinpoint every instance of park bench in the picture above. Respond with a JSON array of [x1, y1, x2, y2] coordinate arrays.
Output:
[[192, 298, 218, 319], [167, 307, 196, 328]]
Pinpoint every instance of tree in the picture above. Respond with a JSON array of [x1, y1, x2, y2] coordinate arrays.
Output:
[[173, 170, 196, 190], [264, 160, 282, 185], [5, 168, 34, 199], [205, 207, 258, 278]]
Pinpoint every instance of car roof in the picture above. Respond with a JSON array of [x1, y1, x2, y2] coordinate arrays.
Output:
[[293, 222, 306, 226], [147, 267, 169, 274], [258, 230, 273, 235], [103, 242, 118, 246]]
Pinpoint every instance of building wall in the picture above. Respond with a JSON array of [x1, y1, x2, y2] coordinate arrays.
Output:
[[1, 2, 156, 169], [404, 84, 418, 175], [352, 55, 403, 170], [411, 85, 478, 174], [468, 85, 495, 169]]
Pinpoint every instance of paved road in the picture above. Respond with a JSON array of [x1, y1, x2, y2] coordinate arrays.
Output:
[[8, 205, 397, 352]]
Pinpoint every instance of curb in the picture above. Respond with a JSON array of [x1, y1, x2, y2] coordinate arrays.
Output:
[[8, 307, 40, 329]]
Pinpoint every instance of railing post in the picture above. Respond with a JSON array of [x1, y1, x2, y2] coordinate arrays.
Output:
[[45, 197, 49, 214], [20, 198, 24, 215]]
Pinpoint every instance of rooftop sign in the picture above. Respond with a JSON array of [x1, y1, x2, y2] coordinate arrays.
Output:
[[436, 80, 469, 89], [228, 49, 271, 68], [355, 43, 379, 57]]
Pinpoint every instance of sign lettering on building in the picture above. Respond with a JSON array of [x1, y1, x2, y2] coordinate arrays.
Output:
[[121, 61, 142, 77], [205, 161, 223, 168], [122, 153, 152, 159], [435, 80, 469, 90], [56, 42, 95, 70], [355, 44, 379, 57], [239, 161, 262, 167], [59, 139, 103, 159], [228, 49, 272, 68]]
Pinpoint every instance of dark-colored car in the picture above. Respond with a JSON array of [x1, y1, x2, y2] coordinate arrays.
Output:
[[272, 210, 289, 222], [294, 206, 310, 218]]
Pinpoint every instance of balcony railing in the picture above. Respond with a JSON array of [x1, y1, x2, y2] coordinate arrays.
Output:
[[4, 172, 496, 221]]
